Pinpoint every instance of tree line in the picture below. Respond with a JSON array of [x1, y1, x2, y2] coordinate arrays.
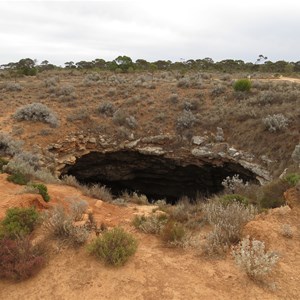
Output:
[[1, 55, 300, 76]]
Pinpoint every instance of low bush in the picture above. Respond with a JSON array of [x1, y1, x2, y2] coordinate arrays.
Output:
[[160, 220, 186, 247], [262, 114, 289, 132], [0, 132, 23, 156], [88, 227, 138, 266], [66, 108, 90, 122], [29, 183, 50, 202], [232, 236, 279, 280], [259, 179, 289, 209], [219, 194, 249, 207], [7, 171, 30, 185], [0, 236, 45, 280], [4, 156, 58, 184], [221, 174, 248, 194], [1, 207, 39, 239], [211, 85, 226, 97], [13, 103, 59, 127], [202, 200, 256, 255], [0, 157, 9, 172], [176, 110, 197, 131], [233, 79, 251, 92], [5, 82, 22, 92], [42, 205, 89, 245], [122, 191, 149, 205], [98, 102, 116, 117], [284, 173, 300, 186], [132, 214, 168, 234], [81, 184, 113, 202]]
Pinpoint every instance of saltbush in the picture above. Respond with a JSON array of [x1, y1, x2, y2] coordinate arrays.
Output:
[[98, 102, 116, 117], [233, 79, 251, 92], [262, 114, 288, 132], [1, 207, 39, 238], [88, 227, 138, 266], [0, 132, 23, 156], [232, 236, 279, 280], [176, 110, 197, 131], [202, 200, 256, 255], [13, 103, 59, 127]]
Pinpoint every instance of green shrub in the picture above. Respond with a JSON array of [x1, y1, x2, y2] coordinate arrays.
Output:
[[1, 207, 39, 238], [30, 183, 50, 202], [7, 171, 30, 185], [88, 227, 137, 266], [0, 236, 45, 280], [284, 173, 300, 187], [233, 79, 251, 92], [219, 194, 249, 206]]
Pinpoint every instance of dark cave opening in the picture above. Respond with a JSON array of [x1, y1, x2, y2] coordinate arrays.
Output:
[[61, 151, 259, 203]]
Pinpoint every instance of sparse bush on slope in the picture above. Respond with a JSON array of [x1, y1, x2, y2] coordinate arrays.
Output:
[[13, 103, 59, 127], [1, 207, 39, 239], [88, 227, 138, 266]]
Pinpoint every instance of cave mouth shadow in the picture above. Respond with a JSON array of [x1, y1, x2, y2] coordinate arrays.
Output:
[[61, 151, 259, 204]]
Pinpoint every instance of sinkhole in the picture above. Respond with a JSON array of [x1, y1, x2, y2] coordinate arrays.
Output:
[[61, 150, 259, 203]]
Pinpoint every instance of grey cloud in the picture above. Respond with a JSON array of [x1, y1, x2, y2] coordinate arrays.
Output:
[[0, 0, 300, 65]]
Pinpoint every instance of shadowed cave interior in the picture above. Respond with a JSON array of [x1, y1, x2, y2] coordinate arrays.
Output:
[[61, 151, 259, 203]]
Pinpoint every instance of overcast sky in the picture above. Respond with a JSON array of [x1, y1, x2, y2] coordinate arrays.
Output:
[[1, 0, 299, 66]]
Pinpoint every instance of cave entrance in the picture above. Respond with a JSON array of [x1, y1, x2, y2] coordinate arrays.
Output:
[[61, 151, 259, 203]]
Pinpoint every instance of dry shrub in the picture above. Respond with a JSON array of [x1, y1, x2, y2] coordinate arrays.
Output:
[[121, 191, 149, 205], [280, 224, 293, 238], [202, 200, 257, 255], [160, 220, 187, 247], [4, 156, 58, 184], [0, 236, 45, 281], [259, 179, 289, 209], [13, 103, 59, 127], [132, 214, 168, 234], [81, 184, 113, 202], [61, 175, 81, 188], [0, 132, 23, 156], [42, 205, 89, 245], [232, 236, 279, 280], [61, 176, 113, 202]]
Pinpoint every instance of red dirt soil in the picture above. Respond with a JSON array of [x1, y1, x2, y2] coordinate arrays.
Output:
[[0, 174, 299, 299]]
